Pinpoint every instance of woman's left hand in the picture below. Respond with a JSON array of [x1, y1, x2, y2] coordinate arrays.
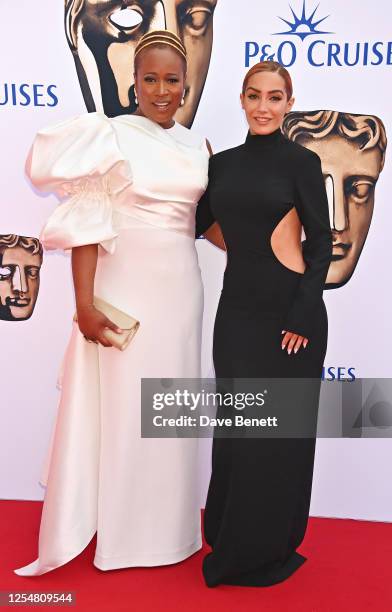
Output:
[[281, 330, 309, 354]]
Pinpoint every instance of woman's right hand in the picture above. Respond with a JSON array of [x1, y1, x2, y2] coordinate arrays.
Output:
[[77, 304, 122, 347]]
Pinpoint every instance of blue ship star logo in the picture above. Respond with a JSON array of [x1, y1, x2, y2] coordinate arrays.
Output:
[[273, 1, 333, 40]]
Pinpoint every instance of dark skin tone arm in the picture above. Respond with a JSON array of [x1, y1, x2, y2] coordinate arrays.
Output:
[[71, 45, 187, 347], [73, 142, 222, 343], [71, 244, 121, 347]]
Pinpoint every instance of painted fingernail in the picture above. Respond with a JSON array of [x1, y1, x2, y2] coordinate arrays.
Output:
[[281, 344, 286, 350], [288, 348, 292, 355], [281, 330, 286, 334], [294, 348, 298, 354]]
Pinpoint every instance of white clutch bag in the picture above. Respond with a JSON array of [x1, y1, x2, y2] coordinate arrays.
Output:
[[73, 296, 140, 351]]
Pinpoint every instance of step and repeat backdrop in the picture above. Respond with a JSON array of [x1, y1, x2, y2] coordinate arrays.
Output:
[[1, 0, 391, 520]]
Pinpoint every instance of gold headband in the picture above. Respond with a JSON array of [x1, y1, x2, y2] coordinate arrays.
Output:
[[134, 31, 187, 61]]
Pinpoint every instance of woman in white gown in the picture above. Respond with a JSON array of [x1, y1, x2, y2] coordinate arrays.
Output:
[[15, 31, 210, 576]]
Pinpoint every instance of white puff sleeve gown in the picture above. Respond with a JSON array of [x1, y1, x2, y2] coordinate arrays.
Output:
[[14, 112, 209, 576]]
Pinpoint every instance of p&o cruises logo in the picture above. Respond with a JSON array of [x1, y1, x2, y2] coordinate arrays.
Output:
[[245, 0, 392, 68]]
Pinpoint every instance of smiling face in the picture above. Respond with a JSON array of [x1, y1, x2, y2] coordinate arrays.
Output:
[[134, 45, 186, 128], [240, 71, 294, 136], [0, 246, 42, 321], [65, 0, 217, 126], [304, 135, 382, 286]]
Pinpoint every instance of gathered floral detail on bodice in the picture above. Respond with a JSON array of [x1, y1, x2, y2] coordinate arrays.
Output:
[[27, 112, 209, 254]]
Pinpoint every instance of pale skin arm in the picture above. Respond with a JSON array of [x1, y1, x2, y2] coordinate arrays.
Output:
[[71, 244, 121, 347]]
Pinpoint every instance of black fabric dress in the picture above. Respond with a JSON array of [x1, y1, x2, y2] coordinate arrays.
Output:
[[195, 128, 332, 587]]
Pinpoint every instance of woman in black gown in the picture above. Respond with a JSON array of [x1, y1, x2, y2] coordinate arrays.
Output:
[[196, 61, 332, 587]]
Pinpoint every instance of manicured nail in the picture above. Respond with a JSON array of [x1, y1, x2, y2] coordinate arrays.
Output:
[[294, 348, 298, 354], [281, 344, 286, 350], [281, 330, 286, 334], [288, 348, 292, 355]]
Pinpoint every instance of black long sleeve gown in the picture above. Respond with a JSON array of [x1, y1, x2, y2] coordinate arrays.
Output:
[[196, 127, 332, 587]]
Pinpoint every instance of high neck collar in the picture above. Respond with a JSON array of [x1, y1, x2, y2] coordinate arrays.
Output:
[[244, 127, 285, 149]]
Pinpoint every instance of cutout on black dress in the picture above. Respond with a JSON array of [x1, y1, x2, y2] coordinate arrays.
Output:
[[270, 207, 305, 274]]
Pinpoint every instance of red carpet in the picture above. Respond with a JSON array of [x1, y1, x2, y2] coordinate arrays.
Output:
[[1, 500, 391, 611]]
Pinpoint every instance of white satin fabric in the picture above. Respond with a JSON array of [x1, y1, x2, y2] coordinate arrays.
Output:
[[15, 113, 209, 576], [26, 112, 208, 253]]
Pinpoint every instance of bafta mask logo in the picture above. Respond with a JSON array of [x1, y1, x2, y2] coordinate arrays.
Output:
[[282, 111, 387, 288], [0, 235, 43, 321], [64, 0, 218, 127]]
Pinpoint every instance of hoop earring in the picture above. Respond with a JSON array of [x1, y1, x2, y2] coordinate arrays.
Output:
[[134, 92, 138, 105], [180, 92, 185, 107]]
